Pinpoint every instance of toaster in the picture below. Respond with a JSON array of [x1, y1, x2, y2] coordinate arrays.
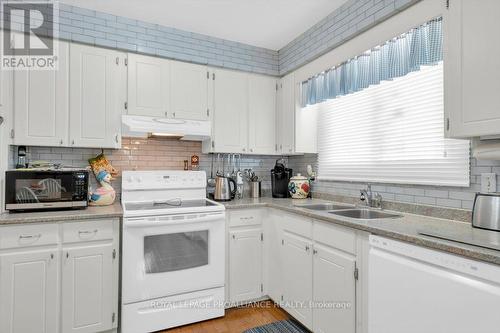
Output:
[[472, 193, 500, 232]]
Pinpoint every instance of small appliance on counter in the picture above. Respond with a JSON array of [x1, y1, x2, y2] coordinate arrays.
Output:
[[271, 159, 292, 198], [214, 175, 236, 201], [288, 173, 310, 199], [472, 192, 500, 232], [5, 169, 89, 212]]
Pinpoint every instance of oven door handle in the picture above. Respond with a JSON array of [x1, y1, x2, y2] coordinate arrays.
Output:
[[124, 213, 224, 228]]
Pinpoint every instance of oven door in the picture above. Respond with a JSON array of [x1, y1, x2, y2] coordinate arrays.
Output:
[[122, 211, 225, 304]]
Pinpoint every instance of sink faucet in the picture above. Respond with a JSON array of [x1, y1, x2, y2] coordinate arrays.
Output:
[[360, 185, 383, 209]]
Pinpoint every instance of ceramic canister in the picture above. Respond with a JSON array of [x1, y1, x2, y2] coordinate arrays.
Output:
[[288, 173, 310, 199]]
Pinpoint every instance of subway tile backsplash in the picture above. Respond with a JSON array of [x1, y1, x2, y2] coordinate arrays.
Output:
[[11, 140, 495, 212], [10, 138, 285, 197], [288, 154, 497, 211]]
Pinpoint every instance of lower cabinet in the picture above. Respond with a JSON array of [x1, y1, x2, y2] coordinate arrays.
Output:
[[312, 243, 356, 333], [62, 243, 115, 333], [0, 248, 59, 333], [229, 228, 263, 303], [0, 219, 119, 333], [227, 208, 360, 333], [227, 209, 264, 304], [282, 230, 313, 329]]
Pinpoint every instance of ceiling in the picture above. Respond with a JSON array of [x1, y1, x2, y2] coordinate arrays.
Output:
[[58, 0, 347, 50]]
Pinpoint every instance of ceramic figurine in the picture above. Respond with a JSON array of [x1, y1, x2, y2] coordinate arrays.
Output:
[[89, 170, 116, 206]]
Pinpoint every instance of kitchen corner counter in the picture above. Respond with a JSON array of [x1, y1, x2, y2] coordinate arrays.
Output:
[[0, 203, 123, 225], [222, 197, 500, 266]]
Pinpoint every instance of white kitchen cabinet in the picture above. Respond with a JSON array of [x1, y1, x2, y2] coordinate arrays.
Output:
[[228, 228, 263, 303], [211, 69, 249, 153], [277, 73, 295, 154], [248, 75, 277, 155], [127, 53, 170, 118], [62, 243, 115, 333], [13, 41, 69, 146], [444, 0, 500, 137], [0, 219, 119, 333], [281, 230, 313, 329], [264, 209, 284, 302], [170, 61, 209, 120], [312, 242, 356, 333], [69, 43, 126, 148], [0, 248, 59, 333]]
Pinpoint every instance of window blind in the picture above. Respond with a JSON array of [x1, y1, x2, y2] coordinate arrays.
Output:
[[311, 62, 470, 187]]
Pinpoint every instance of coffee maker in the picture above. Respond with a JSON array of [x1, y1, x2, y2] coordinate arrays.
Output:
[[271, 159, 292, 198]]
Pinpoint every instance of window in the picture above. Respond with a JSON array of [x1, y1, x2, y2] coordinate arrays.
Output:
[[308, 62, 470, 186]]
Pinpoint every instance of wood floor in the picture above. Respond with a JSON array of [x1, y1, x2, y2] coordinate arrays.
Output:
[[160, 301, 290, 333]]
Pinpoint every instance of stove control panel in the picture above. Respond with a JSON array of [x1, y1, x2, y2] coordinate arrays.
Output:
[[122, 171, 207, 190]]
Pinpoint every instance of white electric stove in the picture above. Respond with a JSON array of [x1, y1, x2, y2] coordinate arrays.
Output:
[[121, 170, 225, 333]]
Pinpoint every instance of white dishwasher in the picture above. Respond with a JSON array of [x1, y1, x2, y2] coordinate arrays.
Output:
[[368, 235, 500, 333]]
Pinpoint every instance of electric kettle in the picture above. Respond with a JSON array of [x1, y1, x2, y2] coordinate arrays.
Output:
[[214, 176, 236, 201], [472, 193, 500, 231]]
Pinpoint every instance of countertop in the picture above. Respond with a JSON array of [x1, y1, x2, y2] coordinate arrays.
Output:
[[0, 203, 123, 225], [2, 196, 500, 265], [223, 197, 500, 265]]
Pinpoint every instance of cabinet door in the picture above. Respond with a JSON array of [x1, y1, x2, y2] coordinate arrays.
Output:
[[229, 228, 263, 303], [265, 210, 284, 302], [248, 75, 276, 154], [278, 73, 295, 154], [69, 44, 125, 148], [127, 53, 170, 118], [0, 249, 59, 333], [170, 61, 209, 120], [312, 243, 356, 333], [213, 69, 248, 153], [445, 0, 500, 137], [62, 243, 114, 333], [14, 41, 69, 146], [282, 230, 313, 329]]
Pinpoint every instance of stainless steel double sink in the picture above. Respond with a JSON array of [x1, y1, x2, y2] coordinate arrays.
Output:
[[295, 202, 402, 220]]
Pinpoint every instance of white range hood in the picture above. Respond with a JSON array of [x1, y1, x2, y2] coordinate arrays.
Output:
[[122, 115, 211, 141]]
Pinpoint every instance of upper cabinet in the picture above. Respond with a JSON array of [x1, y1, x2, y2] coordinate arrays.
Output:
[[127, 53, 170, 118], [248, 75, 277, 155], [205, 69, 279, 155], [69, 44, 126, 149], [211, 68, 249, 153], [127, 54, 209, 120], [445, 0, 500, 138], [13, 41, 69, 147], [277, 73, 295, 155], [170, 61, 209, 120]]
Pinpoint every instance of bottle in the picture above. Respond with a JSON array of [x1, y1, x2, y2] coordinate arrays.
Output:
[[16, 146, 27, 169]]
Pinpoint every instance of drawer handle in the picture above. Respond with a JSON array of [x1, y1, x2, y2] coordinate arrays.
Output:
[[240, 216, 254, 221], [78, 229, 98, 237], [19, 234, 41, 240]]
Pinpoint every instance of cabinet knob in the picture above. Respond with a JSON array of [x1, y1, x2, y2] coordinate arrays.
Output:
[[250, 148, 253, 152], [50, 253, 54, 259], [305, 245, 310, 252], [313, 249, 318, 255], [59, 139, 63, 145], [232, 234, 236, 240], [173, 112, 176, 118], [242, 148, 246, 152], [164, 111, 168, 117], [115, 134, 119, 143], [71, 140, 75, 145]]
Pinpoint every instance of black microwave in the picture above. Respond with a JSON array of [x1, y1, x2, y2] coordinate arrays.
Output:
[[5, 170, 89, 212]]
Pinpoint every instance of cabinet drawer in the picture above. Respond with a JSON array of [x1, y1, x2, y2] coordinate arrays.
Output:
[[0, 223, 59, 249], [62, 219, 114, 243], [229, 209, 262, 227], [313, 220, 356, 254]]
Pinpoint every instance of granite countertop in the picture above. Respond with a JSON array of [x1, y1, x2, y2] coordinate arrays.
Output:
[[0, 203, 123, 225], [223, 197, 500, 265]]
